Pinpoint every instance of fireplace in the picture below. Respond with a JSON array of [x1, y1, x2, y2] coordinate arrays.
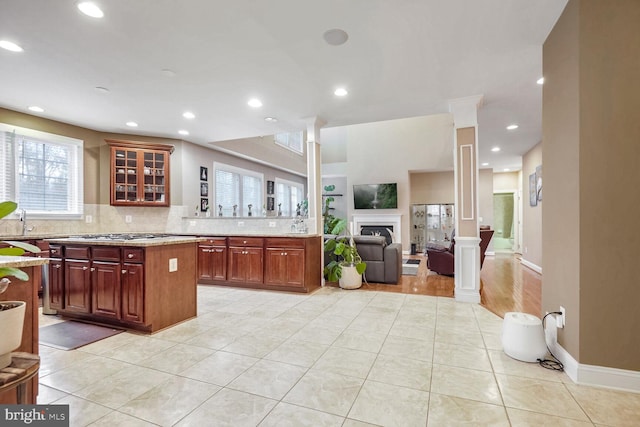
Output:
[[360, 226, 394, 245], [352, 214, 402, 244]]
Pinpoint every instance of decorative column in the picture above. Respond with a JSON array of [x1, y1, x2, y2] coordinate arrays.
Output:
[[305, 116, 326, 236], [449, 95, 483, 303]]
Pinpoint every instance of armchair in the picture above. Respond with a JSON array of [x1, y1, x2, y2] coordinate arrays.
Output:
[[426, 229, 494, 276]]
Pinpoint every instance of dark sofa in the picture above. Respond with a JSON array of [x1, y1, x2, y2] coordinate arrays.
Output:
[[325, 235, 402, 284], [426, 229, 494, 276]]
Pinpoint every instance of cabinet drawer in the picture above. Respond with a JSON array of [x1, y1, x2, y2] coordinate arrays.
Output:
[[228, 237, 264, 247], [92, 246, 121, 261], [65, 246, 90, 259], [200, 237, 227, 246], [265, 238, 305, 249], [49, 244, 62, 258], [123, 248, 144, 263]]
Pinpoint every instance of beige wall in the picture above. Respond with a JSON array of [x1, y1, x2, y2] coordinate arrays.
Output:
[[493, 172, 519, 192], [409, 171, 454, 205], [522, 143, 542, 268], [543, 0, 640, 370]]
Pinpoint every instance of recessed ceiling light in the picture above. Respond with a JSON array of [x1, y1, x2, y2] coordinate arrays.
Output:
[[28, 106, 44, 113], [0, 40, 23, 52], [481, 162, 489, 166], [537, 77, 545, 85], [248, 98, 262, 108], [126, 121, 138, 127], [504, 168, 511, 172], [264, 117, 277, 122], [491, 147, 501, 152], [182, 111, 195, 119], [178, 130, 189, 136], [334, 88, 348, 97], [95, 86, 109, 93], [323, 29, 349, 46], [506, 124, 519, 130], [161, 69, 176, 77], [77, 2, 104, 18]]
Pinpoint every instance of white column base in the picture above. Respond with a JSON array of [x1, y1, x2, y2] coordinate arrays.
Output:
[[454, 236, 481, 303]]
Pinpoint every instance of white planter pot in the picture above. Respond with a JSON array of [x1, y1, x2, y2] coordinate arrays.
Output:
[[0, 301, 26, 369], [339, 265, 362, 290]]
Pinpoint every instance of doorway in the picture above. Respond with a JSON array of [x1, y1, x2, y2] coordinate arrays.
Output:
[[493, 192, 515, 252]]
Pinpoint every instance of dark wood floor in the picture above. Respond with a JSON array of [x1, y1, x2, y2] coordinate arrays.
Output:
[[336, 252, 542, 319]]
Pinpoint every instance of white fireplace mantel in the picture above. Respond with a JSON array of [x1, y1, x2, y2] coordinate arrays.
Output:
[[351, 214, 402, 244]]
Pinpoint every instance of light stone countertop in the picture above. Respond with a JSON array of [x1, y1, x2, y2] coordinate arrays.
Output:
[[46, 236, 203, 247], [0, 256, 49, 267]]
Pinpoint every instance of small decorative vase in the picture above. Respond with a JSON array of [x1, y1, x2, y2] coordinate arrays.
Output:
[[218, 205, 223, 217], [0, 301, 26, 369], [248, 205, 252, 217]]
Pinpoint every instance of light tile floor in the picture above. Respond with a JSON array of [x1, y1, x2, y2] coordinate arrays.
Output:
[[38, 285, 640, 426]]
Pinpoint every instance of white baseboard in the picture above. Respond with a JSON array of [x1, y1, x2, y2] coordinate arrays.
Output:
[[520, 258, 542, 274], [550, 341, 640, 393]]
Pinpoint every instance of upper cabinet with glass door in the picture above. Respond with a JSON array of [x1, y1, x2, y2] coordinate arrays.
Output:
[[106, 139, 173, 207]]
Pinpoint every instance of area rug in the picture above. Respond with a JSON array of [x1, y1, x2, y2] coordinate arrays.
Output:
[[40, 321, 124, 350], [402, 259, 421, 276]]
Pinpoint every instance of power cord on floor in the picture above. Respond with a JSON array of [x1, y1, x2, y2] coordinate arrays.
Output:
[[538, 311, 565, 371]]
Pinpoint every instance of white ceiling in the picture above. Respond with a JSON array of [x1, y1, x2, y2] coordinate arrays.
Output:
[[0, 0, 567, 172]]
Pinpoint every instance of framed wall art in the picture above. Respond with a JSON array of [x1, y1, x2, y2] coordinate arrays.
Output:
[[200, 166, 208, 181]]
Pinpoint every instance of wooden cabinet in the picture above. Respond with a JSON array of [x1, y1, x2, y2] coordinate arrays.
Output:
[[198, 235, 321, 293], [92, 261, 121, 320], [265, 246, 305, 288], [228, 238, 264, 285], [65, 259, 92, 314], [198, 238, 227, 281], [48, 245, 64, 310], [106, 139, 173, 207], [121, 262, 144, 324]]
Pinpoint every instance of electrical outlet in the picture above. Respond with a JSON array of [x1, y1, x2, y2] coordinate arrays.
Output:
[[125, 215, 132, 223], [555, 306, 566, 328], [238, 221, 244, 227], [85, 215, 92, 223], [169, 258, 178, 272], [269, 221, 276, 228]]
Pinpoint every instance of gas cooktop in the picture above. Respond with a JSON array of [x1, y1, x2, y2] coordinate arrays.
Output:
[[69, 233, 171, 240]]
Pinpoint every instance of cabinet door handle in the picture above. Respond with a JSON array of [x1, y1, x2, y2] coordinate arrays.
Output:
[[51, 249, 57, 254], [54, 264, 61, 269], [243, 240, 247, 244], [122, 269, 127, 274], [82, 266, 88, 270], [284, 252, 287, 256], [90, 267, 95, 272], [127, 253, 134, 258]]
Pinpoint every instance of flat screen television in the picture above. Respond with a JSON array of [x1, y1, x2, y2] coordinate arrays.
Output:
[[353, 183, 397, 209]]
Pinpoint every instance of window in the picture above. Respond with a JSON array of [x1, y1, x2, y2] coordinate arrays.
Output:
[[0, 123, 84, 218], [214, 162, 263, 216], [276, 178, 304, 217], [274, 131, 304, 155]]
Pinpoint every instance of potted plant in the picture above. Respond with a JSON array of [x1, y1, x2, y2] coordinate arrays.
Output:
[[323, 217, 366, 289], [0, 201, 40, 369]]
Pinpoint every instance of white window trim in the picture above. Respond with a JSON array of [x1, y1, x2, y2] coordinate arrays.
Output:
[[213, 162, 264, 216], [275, 177, 304, 217], [274, 131, 305, 156], [0, 123, 84, 219]]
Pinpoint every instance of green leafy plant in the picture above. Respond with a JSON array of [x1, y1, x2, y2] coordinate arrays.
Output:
[[0, 201, 40, 293], [323, 184, 336, 234], [323, 217, 366, 282]]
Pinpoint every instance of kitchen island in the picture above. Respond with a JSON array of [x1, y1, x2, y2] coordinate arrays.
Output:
[[0, 256, 48, 404], [45, 235, 199, 333]]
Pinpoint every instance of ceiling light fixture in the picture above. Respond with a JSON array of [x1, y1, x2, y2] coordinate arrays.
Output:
[[504, 168, 511, 172], [95, 86, 109, 93], [481, 162, 489, 166], [178, 130, 189, 136], [491, 147, 501, 152], [28, 106, 44, 113], [506, 124, 519, 130], [334, 88, 348, 97], [537, 77, 545, 85], [77, 2, 104, 18], [161, 69, 176, 77], [264, 117, 277, 122], [248, 98, 262, 108], [126, 121, 138, 127], [0, 40, 23, 52], [323, 29, 349, 46], [182, 111, 195, 119]]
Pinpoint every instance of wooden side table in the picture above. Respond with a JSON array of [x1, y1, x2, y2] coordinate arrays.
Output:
[[0, 352, 40, 404]]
